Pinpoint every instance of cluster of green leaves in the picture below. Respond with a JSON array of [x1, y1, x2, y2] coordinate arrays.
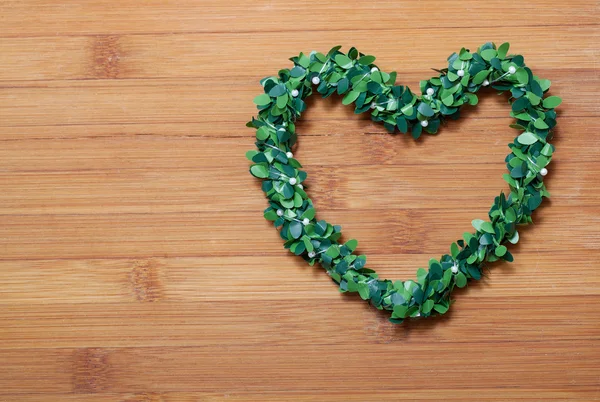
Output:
[[246, 42, 561, 324]]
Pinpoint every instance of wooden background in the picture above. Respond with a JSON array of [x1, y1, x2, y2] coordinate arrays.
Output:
[[1, 0, 599, 400]]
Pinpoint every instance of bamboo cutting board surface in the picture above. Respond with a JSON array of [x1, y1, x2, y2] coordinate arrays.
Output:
[[1, 1, 599, 400]]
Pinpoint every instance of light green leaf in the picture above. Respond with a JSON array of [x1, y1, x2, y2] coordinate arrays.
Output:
[[541, 143, 553, 157], [422, 299, 434, 314], [301, 208, 315, 220], [342, 90, 360, 105], [345, 239, 358, 252], [451, 242, 459, 259], [542, 95, 562, 109], [480, 221, 495, 234], [442, 94, 454, 106], [325, 245, 340, 258], [334, 54, 353, 69], [253, 93, 271, 106], [495, 245, 508, 257], [416, 268, 428, 285], [480, 48, 497, 61], [358, 283, 370, 300], [393, 304, 408, 318], [472, 219, 485, 231], [455, 272, 467, 288], [433, 303, 449, 314], [256, 126, 270, 141], [250, 164, 269, 178], [515, 68, 529, 85], [517, 132, 538, 145], [276, 93, 288, 109], [473, 69, 490, 85], [534, 118, 549, 129], [497, 42, 510, 59], [358, 55, 376, 65]]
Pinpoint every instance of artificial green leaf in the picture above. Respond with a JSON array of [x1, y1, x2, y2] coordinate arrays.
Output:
[[422, 299, 434, 314], [289, 221, 303, 239], [497, 42, 510, 59], [253, 93, 271, 106], [495, 245, 507, 257], [512, 96, 529, 112], [541, 143, 554, 157], [396, 116, 408, 133], [342, 90, 360, 105], [268, 84, 287, 97], [416, 268, 428, 285], [417, 102, 435, 117], [534, 118, 549, 129], [451, 242, 459, 259], [517, 132, 538, 145], [472, 219, 485, 232], [393, 304, 408, 319], [455, 272, 467, 288], [246, 150, 258, 161], [442, 94, 454, 106], [255, 126, 270, 141], [480, 222, 495, 234], [480, 48, 497, 61], [358, 283, 370, 300], [345, 239, 358, 252], [433, 304, 449, 314], [250, 165, 269, 178], [472, 69, 489, 85], [276, 93, 288, 109], [326, 245, 340, 258], [542, 96, 562, 109], [334, 54, 353, 69], [358, 55, 376, 65], [301, 208, 315, 220], [515, 68, 529, 85]]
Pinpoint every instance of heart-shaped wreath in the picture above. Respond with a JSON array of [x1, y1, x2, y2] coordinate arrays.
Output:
[[246, 42, 561, 323]]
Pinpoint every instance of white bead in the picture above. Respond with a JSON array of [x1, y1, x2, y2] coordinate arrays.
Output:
[[286, 151, 293, 158], [370, 67, 378, 72], [288, 177, 297, 185], [415, 312, 421, 317], [291, 89, 299, 97], [482, 79, 490, 86], [457, 69, 465, 77], [302, 218, 310, 226], [451, 264, 459, 274], [308, 251, 316, 258], [426, 88, 435, 96], [297, 184, 303, 189], [276, 209, 284, 217], [508, 66, 516, 74], [370, 102, 377, 109], [540, 168, 548, 176], [311, 76, 320, 85], [420, 120, 429, 127]]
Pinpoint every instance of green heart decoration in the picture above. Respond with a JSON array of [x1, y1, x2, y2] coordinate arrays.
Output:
[[246, 42, 561, 323]]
